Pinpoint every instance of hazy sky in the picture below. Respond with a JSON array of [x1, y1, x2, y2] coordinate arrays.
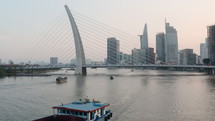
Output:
[[1, 0, 215, 63]]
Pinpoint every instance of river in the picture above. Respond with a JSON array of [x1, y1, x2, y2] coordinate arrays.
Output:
[[1, 69, 215, 121]]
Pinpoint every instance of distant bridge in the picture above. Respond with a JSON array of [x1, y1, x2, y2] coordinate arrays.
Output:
[[14, 64, 215, 74], [86, 64, 215, 69], [17, 64, 215, 69]]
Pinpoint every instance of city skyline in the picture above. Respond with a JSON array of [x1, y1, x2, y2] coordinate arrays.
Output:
[[1, 0, 215, 62]]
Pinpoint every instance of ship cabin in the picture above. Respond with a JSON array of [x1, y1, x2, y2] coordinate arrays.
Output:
[[52, 101, 112, 121]]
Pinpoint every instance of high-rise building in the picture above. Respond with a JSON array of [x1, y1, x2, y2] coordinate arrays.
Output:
[[207, 25, 215, 65], [119, 52, 132, 64], [156, 33, 165, 63], [107, 37, 120, 64], [132, 48, 142, 65], [146, 48, 155, 64], [165, 21, 178, 64], [200, 39, 208, 63], [179, 49, 196, 65], [8, 60, 14, 65], [196, 55, 201, 65], [139, 23, 148, 49], [132, 48, 155, 65], [50, 57, 58, 65], [137, 23, 155, 64]]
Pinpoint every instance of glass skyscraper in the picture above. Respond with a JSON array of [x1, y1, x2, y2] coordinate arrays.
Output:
[[107, 37, 120, 64], [156, 32, 165, 63], [207, 25, 215, 65], [165, 22, 178, 64]]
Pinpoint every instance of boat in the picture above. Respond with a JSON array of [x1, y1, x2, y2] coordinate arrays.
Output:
[[33, 99, 112, 121], [67, 68, 75, 71], [110, 76, 114, 80], [56, 76, 67, 83]]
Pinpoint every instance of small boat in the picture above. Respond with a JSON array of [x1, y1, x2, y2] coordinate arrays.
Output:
[[110, 76, 114, 80], [66, 68, 75, 71], [70, 67, 75, 71], [56, 76, 67, 83], [33, 99, 112, 121]]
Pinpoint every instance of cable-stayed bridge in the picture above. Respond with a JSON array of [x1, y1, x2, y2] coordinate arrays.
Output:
[[16, 5, 215, 75]]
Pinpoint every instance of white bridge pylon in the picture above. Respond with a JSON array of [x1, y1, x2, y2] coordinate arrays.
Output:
[[65, 5, 87, 75]]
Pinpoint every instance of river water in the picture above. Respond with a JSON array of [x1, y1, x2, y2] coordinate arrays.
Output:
[[1, 69, 215, 121]]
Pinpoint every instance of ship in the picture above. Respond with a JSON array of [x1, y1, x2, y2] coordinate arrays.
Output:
[[56, 76, 67, 83], [33, 99, 112, 121]]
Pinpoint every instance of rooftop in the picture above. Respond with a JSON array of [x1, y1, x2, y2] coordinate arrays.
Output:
[[53, 101, 110, 113]]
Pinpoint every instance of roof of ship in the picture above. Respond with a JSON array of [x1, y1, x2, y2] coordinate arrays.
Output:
[[53, 101, 110, 113]]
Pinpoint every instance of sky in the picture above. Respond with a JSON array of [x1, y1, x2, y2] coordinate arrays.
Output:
[[1, 0, 215, 63]]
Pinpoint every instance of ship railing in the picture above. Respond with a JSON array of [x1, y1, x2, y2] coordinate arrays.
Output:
[[105, 110, 110, 114], [94, 110, 112, 121]]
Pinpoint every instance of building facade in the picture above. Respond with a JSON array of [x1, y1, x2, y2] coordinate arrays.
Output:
[[132, 48, 142, 65], [196, 55, 201, 65], [132, 48, 155, 65], [200, 40, 208, 64], [165, 22, 178, 64], [107, 37, 120, 64], [207, 25, 215, 65], [145, 48, 155, 64], [156, 33, 165, 63], [119, 52, 132, 64], [50, 57, 58, 65], [179, 49, 196, 65]]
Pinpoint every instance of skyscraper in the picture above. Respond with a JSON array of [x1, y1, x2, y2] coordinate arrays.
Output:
[[107, 37, 120, 64], [50, 57, 58, 65], [132, 48, 142, 64], [146, 48, 155, 64], [136, 23, 155, 64], [200, 39, 208, 63], [207, 25, 215, 65], [119, 52, 132, 64], [139, 23, 148, 49], [165, 21, 178, 64], [179, 49, 196, 65], [131, 48, 155, 64], [156, 33, 165, 63]]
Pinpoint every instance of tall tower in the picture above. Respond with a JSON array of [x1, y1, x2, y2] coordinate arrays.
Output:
[[139, 24, 148, 49], [156, 33, 165, 63], [207, 25, 215, 65], [200, 38, 208, 64], [65, 5, 86, 75], [50, 57, 58, 65], [165, 21, 178, 64], [107, 37, 120, 64]]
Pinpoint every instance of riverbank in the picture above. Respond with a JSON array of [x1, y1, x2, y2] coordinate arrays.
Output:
[[15, 73, 51, 76], [0, 67, 14, 77]]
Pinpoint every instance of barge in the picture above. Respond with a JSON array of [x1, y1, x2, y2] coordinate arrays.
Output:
[[33, 99, 112, 121], [56, 76, 67, 83]]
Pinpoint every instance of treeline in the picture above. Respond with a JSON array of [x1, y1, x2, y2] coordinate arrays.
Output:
[[0, 67, 15, 77]]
